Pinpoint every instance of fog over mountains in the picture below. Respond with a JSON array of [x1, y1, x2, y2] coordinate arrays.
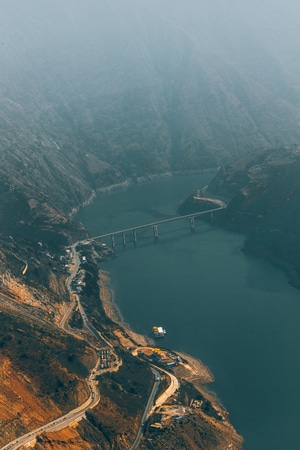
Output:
[[1, 0, 300, 212], [2, 3, 300, 448]]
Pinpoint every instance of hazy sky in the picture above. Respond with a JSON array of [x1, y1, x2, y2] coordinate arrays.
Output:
[[1, 0, 300, 171], [1, 1, 300, 102]]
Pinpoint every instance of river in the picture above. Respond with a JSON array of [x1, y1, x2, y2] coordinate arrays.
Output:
[[77, 174, 300, 450]]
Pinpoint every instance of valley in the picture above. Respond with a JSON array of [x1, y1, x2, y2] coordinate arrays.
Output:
[[1, 1, 300, 448], [0, 220, 243, 450]]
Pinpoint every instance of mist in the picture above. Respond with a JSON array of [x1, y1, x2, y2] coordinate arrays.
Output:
[[2, 1, 300, 97], [1, 0, 300, 200], [2, 3, 300, 450]]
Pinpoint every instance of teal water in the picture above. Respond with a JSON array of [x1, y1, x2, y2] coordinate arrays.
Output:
[[78, 175, 300, 450]]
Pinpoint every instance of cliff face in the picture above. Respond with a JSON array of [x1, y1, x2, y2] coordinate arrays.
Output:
[[207, 146, 300, 287], [1, 0, 300, 220]]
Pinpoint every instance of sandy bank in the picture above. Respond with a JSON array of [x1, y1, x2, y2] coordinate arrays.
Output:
[[98, 269, 214, 384], [98, 269, 152, 347]]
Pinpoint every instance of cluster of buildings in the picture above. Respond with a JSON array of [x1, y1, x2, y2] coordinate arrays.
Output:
[[70, 268, 86, 293], [98, 349, 111, 370], [139, 347, 182, 368]]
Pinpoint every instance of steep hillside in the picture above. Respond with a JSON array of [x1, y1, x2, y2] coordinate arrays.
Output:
[[0, 311, 91, 447], [1, 0, 300, 219], [205, 146, 300, 287], [1, 2, 300, 448]]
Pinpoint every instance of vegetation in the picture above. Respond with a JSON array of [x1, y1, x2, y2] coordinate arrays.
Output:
[[0, 311, 92, 446], [0, 312, 89, 399], [1, 3, 300, 448], [79, 351, 154, 449]]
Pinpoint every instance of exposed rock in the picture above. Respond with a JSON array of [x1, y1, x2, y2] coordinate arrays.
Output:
[[2, 2, 300, 448], [0, 311, 91, 447]]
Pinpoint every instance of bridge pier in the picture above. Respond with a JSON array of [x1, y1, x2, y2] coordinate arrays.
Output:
[[111, 235, 115, 248], [90, 206, 223, 246], [189, 217, 195, 232], [133, 229, 137, 244], [153, 225, 159, 240]]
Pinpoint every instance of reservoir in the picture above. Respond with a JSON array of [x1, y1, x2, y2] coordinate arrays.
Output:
[[78, 174, 300, 450]]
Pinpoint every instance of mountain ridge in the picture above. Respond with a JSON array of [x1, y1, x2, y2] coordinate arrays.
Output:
[[1, 1, 300, 219], [1, 2, 300, 448]]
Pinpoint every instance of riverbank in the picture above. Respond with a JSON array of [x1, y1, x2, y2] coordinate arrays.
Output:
[[98, 269, 152, 347], [77, 172, 300, 449], [97, 269, 243, 449], [98, 269, 215, 385], [96, 169, 218, 195]]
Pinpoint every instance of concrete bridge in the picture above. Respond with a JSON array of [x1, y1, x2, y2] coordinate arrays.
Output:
[[89, 203, 225, 247]]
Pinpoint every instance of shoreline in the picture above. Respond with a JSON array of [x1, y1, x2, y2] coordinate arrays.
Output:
[[98, 269, 214, 383], [79, 180, 243, 448], [96, 168, 218, 195], [72, 168, 219, 220], [98, 269, 153, 347], [97, 269, 243, 449]]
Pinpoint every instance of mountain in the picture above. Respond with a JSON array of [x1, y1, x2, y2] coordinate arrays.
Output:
[[198, 146, 300, 288], [1, 0, 300, 220], [1, 1, 300, 448]]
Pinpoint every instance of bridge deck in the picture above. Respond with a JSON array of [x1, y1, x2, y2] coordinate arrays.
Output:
[[90, 205, 224, 241]]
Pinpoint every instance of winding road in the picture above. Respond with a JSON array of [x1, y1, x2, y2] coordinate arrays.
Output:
[[130, 368, 161, 450], [1, 244, 101, 450], [2, 190, 221, 449], [151, 366, 179, 410], [1, 377, 100, 450], [1, 242, 179, 450]]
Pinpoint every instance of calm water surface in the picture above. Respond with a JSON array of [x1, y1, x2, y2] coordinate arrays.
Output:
[[78, 175, 300, 450]]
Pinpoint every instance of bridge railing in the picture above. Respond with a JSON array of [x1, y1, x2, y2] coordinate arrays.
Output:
[[88, 204, 225, 245]]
